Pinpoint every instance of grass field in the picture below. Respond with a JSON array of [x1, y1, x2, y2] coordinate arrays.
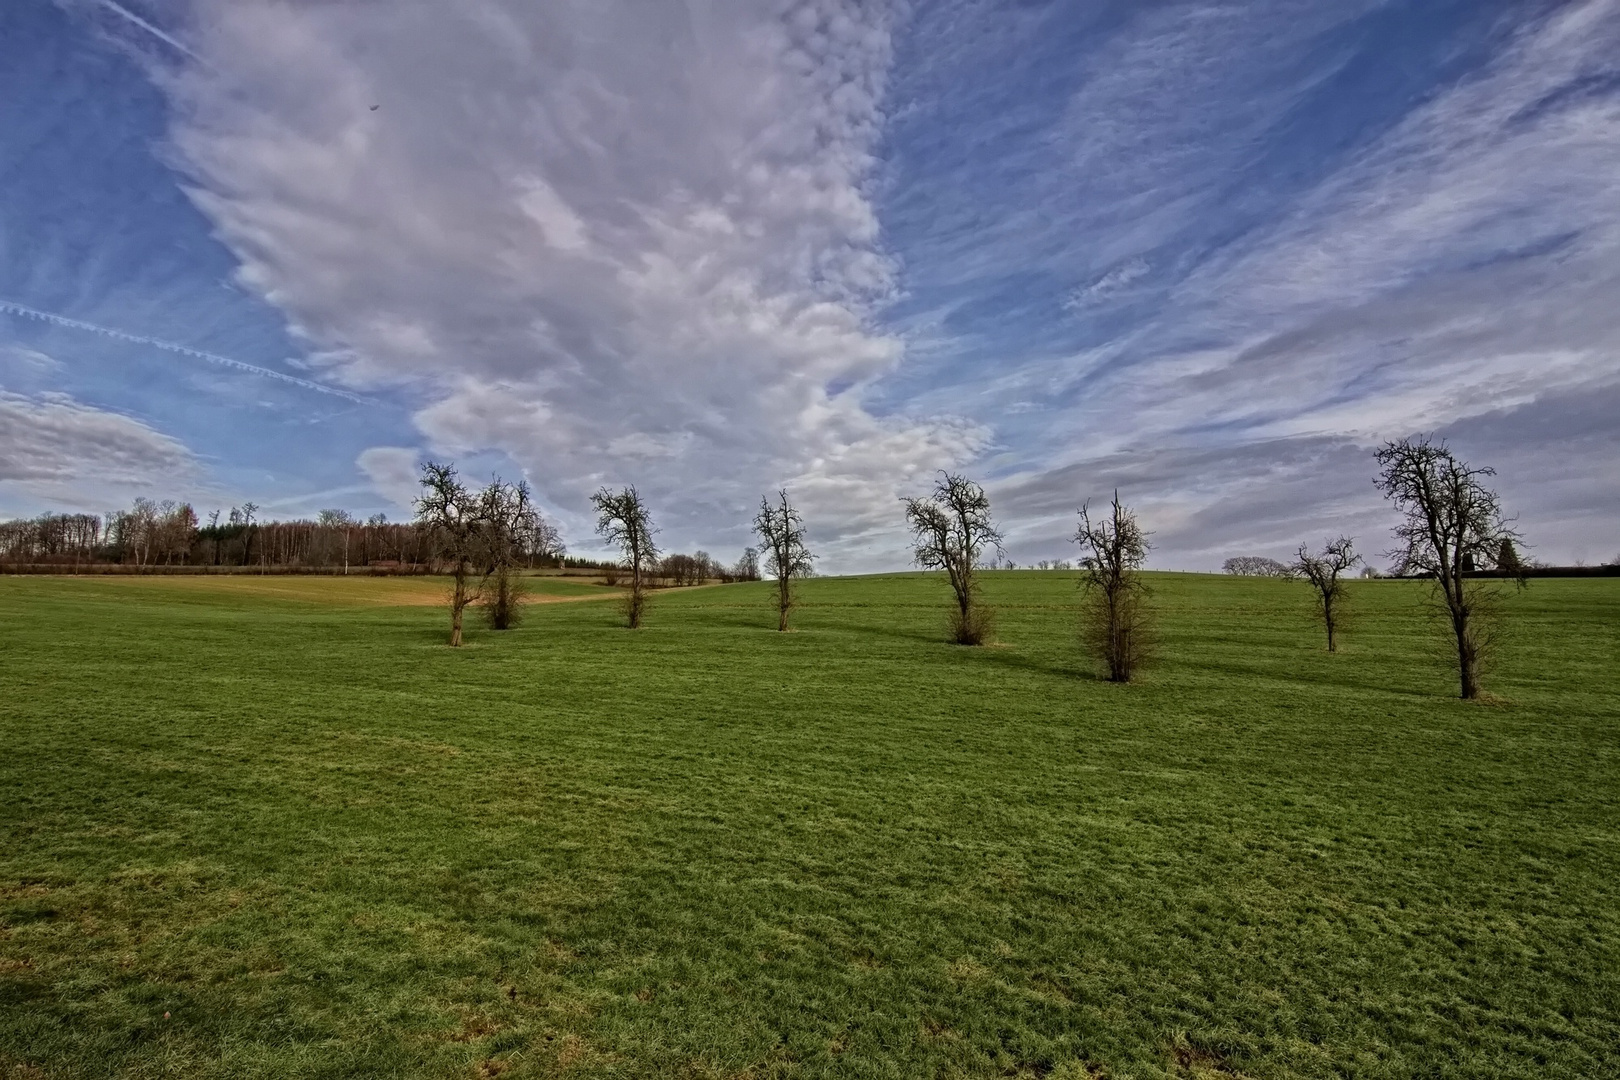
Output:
[[2, 571, 1617, 1079]]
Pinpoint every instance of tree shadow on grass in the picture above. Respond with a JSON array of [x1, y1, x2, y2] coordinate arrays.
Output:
[[1180, 652, 1443, 702], [854, 619, 1100, 682]]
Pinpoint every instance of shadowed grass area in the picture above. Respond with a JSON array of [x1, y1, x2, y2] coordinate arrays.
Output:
[[1, 572, 1616, 1078]]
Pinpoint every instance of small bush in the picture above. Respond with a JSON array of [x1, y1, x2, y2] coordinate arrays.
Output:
[[948, 604, 995, 646]]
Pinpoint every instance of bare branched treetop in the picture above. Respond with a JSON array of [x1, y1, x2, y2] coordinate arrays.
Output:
[[754, 491, 815, 582], [1074, 492, 1150, 589], [903, 473, 1002, 584], [1293, 537, 1359, 582], [479, 478, 553, 570], [1375, 436, 1518, 579], [414, 462, 481, 548], [590, 486, 659, 572]]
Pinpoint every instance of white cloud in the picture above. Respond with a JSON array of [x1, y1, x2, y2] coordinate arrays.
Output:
[[0, 390, 197, 504], [355, 446, 421, 512], [144, 0, 974, 569], [1, 345, 59, 373]]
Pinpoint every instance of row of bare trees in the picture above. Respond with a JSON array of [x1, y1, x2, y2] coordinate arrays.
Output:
[[900, 474, 1153, 679], [8, 436, 1522, 699], [895, 435, 1524, 699], [580, 485, 805, 634], [1212, 437, 1524, 698]]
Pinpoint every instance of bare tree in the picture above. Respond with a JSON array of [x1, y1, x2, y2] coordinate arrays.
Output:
[[415, 462, 485, 646], [591, 486, 659, 629], [1073, 492, 1152, 682], [903, 473, 1002, 645], [753, 490, 816, 631], [477, 479, 544, 630], [1375, 435, 1520, 699], [1293, 537, 1359, 653]]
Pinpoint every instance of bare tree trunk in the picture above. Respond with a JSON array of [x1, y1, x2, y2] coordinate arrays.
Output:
[[1324, 596, 1338, 653], [629, 558, 643, 629], [450, 562, 469, 646], [1107, 589, 1128, 682], [1453, 607, 1478, 699]]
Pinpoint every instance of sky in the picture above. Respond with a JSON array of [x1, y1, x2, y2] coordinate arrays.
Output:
[[1, 0, 1617, 571]]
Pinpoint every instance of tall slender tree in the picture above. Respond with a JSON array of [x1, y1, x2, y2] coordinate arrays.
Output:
[[1073, 492, 1152, 682], [903, 473, 1002, 645], [591, 486, 659, 629], [1293, 536, 1359, 653], [1375, 436, 1520, 699], [753, 490, 816, 631]]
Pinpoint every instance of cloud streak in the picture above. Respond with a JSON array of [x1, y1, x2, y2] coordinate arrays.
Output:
[[0, 299, 374, 404], [95, 0, 206, 64], [884, 0, 1620, 566]]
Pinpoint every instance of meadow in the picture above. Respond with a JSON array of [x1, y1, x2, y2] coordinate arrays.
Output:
[[1, 571, 1616, 1079]]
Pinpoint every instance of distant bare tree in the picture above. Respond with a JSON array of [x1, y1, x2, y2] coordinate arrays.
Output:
[[592, 486, 659, 628], [416, 462, 485, 646], [903, 473, 1002, 645], [659, 553, 703, 586], [231, 503, 259, 567], [1073, 492, 1152, 682], [1292, 537, 1359, 652], [734, 546, 761, 582], [753, 490, 816, 631], [1375, 435, 1520, 699], [1222, 556, 1292, 578]]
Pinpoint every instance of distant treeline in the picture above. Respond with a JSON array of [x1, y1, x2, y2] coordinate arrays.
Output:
[[0, 502, 443, 570], [0, 499, 763, 583]]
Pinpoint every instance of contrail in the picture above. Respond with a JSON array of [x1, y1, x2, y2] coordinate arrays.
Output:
[[0, 299, 375, 405], [97, 0, 207, 64]]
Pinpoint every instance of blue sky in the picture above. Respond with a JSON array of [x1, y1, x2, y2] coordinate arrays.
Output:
[[2, 0, 1617, 569]]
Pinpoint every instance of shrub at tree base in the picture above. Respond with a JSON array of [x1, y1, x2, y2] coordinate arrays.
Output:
[[483, 565, 525, 630], [949, 602, 996, 647]]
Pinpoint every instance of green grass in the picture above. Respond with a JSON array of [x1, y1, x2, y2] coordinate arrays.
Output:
[[1, 572, 1616, 1079]]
